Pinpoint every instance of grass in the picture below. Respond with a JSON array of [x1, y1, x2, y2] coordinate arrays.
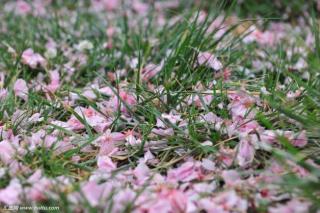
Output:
[[0, 0, 320, 212]]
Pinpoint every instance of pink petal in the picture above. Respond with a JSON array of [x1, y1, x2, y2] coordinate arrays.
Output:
[[46, 70, 60, 93], [237, 140, 255, 167], [0, 179, 22, 205], [291, 130, 307, 147], [81, 181, 104, 206], [133, 162, 150, 184], [0, 140, 16, 165], [14, 79, 28, 100], [97, 155, 117, 172], [197, 51, 223, 70]]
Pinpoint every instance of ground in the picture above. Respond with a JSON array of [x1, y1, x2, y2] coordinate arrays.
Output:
[[0, 0, 320, 212]]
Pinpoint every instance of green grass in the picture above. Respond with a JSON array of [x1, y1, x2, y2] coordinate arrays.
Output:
[[0, 0, 319, 212]]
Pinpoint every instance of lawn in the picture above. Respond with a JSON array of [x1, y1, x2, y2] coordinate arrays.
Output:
[[0, 0, 319, 212]]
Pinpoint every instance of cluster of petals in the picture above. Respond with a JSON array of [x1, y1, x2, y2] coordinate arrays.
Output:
[[21, 48, 47, 69]]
